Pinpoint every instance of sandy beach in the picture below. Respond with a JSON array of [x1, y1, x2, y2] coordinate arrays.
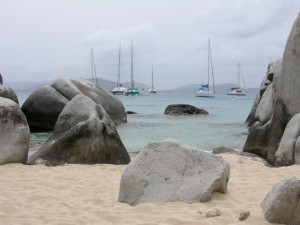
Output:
[[0, 153, 299, 225]]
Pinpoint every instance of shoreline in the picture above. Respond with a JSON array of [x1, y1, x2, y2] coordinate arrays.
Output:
[[1, 153, 299, 225]]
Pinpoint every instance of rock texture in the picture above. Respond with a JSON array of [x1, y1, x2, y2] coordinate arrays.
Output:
[[261, 177, 300, 224], [21, 85, 68, 131], [164, 104, 209, 116], [0, 97, 30, 164], [118, 140, 230, 206], [0, 84, 19, 104], [28, 95, 130, 166], [243, 13, 300, 166], [22, 77, 127, 131]]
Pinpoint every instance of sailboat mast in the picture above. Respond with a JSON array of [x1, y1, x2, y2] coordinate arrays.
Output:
[[151, 64, 154, 89], [131, 41, 134, 88], [91, 48, 98, 87], [239, 63, 247, 91], [238, 62, 241, 88], [117, 43, 121, 87], [210, 42, 215, 93], [207, 39, 210, 91]]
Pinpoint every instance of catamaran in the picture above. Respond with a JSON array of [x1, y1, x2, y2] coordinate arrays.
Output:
[[125, 42, 141, 96], [148, 64, 157, 94], [227, 63, 246, 96], [111, 43, 127, 95], [195, 39, 215, 97]]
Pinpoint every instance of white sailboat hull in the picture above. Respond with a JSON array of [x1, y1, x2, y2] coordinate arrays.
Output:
[[111, 87, 127, 95], [148, 88, 157, 94], [195, 90, 215, 97], [226, 91, 246, 96]]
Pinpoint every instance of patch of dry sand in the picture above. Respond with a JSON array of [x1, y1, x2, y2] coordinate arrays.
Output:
[[0, 154, 299, 225]]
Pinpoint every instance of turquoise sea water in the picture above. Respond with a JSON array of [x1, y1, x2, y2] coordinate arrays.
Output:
[[117, 91, 254, 153], [17, 90, 255, 154]]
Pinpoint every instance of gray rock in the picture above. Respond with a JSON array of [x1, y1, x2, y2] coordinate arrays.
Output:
[[275, 113, 300, 166], [21, 85, 68, 131], [164, 104, 209, 116], [0, 84, 19, 104], [244, 13, 300, 166], [295, 137, 300, 164], [127, 111, 138, 114], [254, 83, 274, 125], [51, 78, 127, 126], [206, 208, 222, 218], [28, 95, 130, 166], [213, 147, 236, 154], [0, 97, 30, 164], [22, 77, 127, 131], [239, 211, 250, 221], [245, 60, 281, 127], [118, 140, 230, 205], [261, 177, 300, 224]]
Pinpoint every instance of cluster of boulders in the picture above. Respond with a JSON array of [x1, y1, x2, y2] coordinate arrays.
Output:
[[22, 77, 127, 131], [1, 12, 300, 225], [0, 77, 130, 166], [243, 13, 300, 167]]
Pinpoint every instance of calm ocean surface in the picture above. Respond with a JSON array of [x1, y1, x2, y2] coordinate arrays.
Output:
[[17, 91, 255, 154], [117, 91, 254, 153]]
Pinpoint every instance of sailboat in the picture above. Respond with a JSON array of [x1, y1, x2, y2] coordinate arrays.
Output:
[[90, 48, 99, 87], [148, 64, 157, 94], [195, 39, 215, 97], [125, 42, 141, 96], [111, 43, 127, 95], [227, 63, 246, 96]]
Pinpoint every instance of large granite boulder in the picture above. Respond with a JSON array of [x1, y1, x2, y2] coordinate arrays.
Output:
[[118, 140, 230, 205], [261, 177, 300, 224], [244, 13, 300, 166], [0, 97, 30, 164], [164, 104, 209, 116], [0, 84, 19, 104], [28, 95, 130, 166], [21, 85, 68, 131], [22, 77, 127, 131]]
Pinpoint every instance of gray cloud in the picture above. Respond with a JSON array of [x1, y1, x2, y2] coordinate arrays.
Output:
[[1, 0, 300, 89]]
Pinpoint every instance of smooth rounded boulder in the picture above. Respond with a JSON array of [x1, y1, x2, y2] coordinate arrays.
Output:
[[0, 97, 30, 164], [21, 85, 69, 131], [261, 177, 300, 224], [28, 95, 130, 166], [118, 140, 229, 205], [0, 84, 19, 104], [51, 77, 127, 126]]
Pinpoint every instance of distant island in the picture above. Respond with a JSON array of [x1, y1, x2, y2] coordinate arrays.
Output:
[[6, 78, 259, 95]]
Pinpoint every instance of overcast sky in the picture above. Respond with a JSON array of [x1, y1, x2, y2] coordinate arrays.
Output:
[[1, 0, 300, 90]]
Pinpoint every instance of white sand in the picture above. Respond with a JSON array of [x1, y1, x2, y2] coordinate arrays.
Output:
[[0, 153, 299, 225]]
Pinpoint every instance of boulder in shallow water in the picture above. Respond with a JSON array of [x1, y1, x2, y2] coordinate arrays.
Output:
[[21, 85, 68, 131], [0, 97, 30, 164], [164, 104, 208, 116], [118, 140, 229, 205], [28, 95, 130, 166], [22, 77, 127, 131]]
